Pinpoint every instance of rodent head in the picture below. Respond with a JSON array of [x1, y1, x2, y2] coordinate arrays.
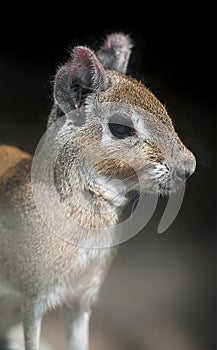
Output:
[[51, 33, 196, 199]]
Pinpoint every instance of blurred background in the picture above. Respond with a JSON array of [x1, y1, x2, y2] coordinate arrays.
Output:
[[0, 1, 216, 350]]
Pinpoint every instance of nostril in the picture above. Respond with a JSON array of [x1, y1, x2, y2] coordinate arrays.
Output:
[[172, 168, 191, 183]]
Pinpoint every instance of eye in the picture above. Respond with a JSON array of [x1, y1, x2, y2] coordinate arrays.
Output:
[[108, 115, 137, 139]]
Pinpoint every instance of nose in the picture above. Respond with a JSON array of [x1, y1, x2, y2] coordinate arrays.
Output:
[[172, 150, 196, 184], [172, 167, 192, 183]]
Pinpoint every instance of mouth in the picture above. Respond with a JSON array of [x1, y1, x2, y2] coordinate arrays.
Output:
[[116, 162, 189, 198], [128, 168, 187, 197]]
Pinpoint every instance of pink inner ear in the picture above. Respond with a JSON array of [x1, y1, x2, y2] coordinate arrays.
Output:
[[72, 47, 97, 73], [71, 46, 108, 90], [104, 40, 112, 51], [54, 46, 109, 113]]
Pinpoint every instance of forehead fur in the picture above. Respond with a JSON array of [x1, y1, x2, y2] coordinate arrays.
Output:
[[99, 71, 173, 128]]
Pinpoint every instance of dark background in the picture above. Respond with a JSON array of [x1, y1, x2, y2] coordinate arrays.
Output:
[[0, 2, 216, 350]]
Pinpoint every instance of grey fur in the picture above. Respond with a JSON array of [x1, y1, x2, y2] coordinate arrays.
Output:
[[0, 33, 196, 350], [97, 33, 133, 73]]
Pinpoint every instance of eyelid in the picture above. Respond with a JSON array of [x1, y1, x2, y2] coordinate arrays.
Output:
[[108, 114, 134, 127], [107, 115, 138, 139]]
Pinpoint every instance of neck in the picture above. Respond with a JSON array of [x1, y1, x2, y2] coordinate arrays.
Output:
[[53, 158, 128, 248]]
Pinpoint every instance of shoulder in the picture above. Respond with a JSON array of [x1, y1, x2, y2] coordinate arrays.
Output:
[[0, 145, 31, 177], [0, 145, 32, 197]]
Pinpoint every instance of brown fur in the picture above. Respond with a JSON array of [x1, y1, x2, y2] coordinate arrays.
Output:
[[0, 145, 31, 179], [101, 71, 173, 128], [0, 34, 196, 350]]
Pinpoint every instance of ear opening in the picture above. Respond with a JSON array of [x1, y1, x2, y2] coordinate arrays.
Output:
[[54, 46, 109, 114], [97, 33, 133, 74]]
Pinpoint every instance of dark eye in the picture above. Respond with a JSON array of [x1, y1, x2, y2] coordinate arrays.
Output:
[[108, 115, 136, 139]]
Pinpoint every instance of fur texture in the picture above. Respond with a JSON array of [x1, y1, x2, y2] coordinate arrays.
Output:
[[0, 33, 196, 350]]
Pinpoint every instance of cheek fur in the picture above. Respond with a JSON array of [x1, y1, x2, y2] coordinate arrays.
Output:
[[94, 158, 137, 180], [92, 144, 165, 181]]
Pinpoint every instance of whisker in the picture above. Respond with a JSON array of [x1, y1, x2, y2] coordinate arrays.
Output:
[[196, 160, 208, 167]]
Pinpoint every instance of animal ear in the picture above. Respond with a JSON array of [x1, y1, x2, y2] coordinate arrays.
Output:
[[54, 46, 109, 113], [97, 33, 133, 74]]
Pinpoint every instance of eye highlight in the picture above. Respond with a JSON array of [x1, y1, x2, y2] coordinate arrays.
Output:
[[108, 115, 137, 139]]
